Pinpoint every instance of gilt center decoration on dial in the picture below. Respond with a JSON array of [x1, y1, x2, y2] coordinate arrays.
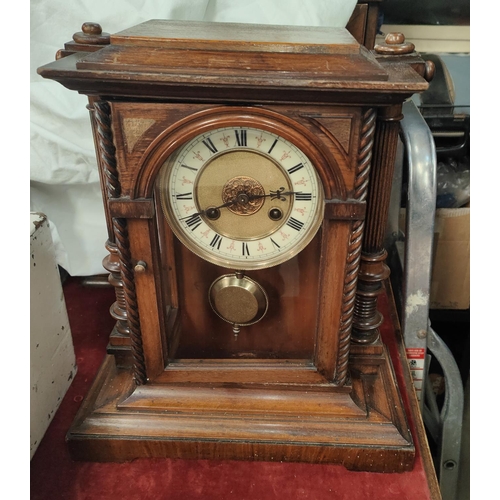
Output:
[[222, 176, 265, 216], [158, 126, 324, 270]]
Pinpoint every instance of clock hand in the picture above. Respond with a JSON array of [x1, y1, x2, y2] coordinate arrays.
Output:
[[181, 187, 301, 222], [248, 187, 301, 202], [180, 199, 237, 220], [217, 187, 296, 206]]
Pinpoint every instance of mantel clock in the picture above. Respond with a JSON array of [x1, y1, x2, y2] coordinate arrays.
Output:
[[38, 20, 432, 471]]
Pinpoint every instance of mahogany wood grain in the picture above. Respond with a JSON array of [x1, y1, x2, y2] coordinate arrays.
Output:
[[171, 234, 320, 360], [346, 3, 370, 47], [314, 220, 351, 380], [126, 106, 349, 200], [67, 345, 414, 471], [324, 200, 366, 220], [38, 19, 430, 471], [154, 359, 330, 385], [110, 103, 362, 200], [39, 51, 427, 106], [346, 2, 383, 50], [127, 218, 165, 379], [119, 383, 358, 417], [113, 216, 147, 384], [76, 46, 389, 82], [108, 198, 155, 219]]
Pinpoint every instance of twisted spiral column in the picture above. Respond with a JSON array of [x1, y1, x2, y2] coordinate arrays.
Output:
[[94, 101, 121, 201], [352, 105, 403, 344], [334, 109, 376, 385], [92, 101, 130, 338], [91, 100, 146, 384], [114, 217, 147, 385]]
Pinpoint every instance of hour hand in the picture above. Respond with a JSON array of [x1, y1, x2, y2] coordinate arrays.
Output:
[[180, 198, 237, 221], [181, 187, 299, 223]]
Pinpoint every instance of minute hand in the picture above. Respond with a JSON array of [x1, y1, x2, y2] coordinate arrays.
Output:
[[180, 188, 300, 221], [248, 188, 302, 202]]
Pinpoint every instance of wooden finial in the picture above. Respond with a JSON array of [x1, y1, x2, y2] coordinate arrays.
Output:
[[424, 60, 436, 82], [374, 32, 415, 55], [385, 32, 406, 45], [72, 22, 110, 45]]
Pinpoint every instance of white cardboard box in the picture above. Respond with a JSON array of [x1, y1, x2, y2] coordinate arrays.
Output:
[[30, 213, 77, 459]]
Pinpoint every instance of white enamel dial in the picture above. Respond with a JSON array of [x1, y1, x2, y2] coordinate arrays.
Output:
[[158, 126, 324, 270]]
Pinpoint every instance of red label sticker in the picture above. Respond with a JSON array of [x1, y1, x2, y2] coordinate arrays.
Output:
[[406, 347, 426, 360], [405, 348, 426, 400]]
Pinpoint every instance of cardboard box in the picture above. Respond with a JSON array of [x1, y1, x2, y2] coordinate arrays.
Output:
[[429, 207, 470, 309], [398, 206, 470, 310], [30, 213, 77, 459]]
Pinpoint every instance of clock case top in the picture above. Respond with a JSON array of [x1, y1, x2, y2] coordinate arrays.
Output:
[[37, 20, 431, 471], [38, 19, 428, 104]]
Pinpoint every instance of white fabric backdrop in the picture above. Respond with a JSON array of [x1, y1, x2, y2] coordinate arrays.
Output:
[[30, 0, 357, 276]]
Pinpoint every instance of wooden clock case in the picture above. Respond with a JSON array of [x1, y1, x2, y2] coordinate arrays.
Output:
[[38, 20, 431, 472]]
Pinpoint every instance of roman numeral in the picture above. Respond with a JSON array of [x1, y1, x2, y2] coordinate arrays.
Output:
[[242, 242, 250, 256], [209, 234, 223, 250], [287, 163, 304, 174], [270, 238, 280, 249], [184, 214, 202, 231], [202, 137, 218, 154], [175, 192, 193, 200], [267, 138, 278, 154], [235, 129, 247, 147], [286, 217, 304, 231], [181, 164, 198, 172], [295, 192, 312, 201]]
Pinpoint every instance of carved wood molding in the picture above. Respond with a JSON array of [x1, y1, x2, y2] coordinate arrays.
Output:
[[335, 108, 376, 384]]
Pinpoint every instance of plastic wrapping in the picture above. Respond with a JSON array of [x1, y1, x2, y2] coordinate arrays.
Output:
[[31, 0, 357, 276], [436, 156, 470, 208]]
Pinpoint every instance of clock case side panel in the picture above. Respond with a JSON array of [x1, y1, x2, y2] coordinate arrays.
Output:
[[88, 99, 156, 384], [107, 105, 180, 381]]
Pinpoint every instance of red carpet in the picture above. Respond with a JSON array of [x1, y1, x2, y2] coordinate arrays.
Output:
[[30, 277, 437, 500]]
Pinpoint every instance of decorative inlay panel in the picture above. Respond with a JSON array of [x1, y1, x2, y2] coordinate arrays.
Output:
[[123, 118, 156, 152]]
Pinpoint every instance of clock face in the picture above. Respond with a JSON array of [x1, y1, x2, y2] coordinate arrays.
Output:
[[158, 126, 324, 270]]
